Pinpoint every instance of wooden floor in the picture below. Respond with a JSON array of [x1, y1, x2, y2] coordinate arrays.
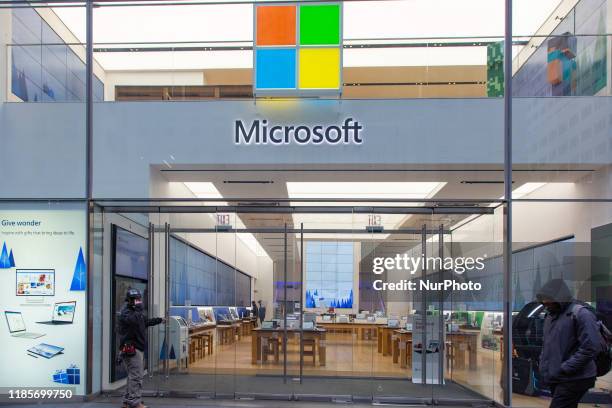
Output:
[[184, 331, 577, 407]]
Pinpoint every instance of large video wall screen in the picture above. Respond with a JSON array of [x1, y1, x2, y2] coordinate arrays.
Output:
[[305, 241, 354, 309], [11, 7, 104, 102], [170, 237, 251, 306]]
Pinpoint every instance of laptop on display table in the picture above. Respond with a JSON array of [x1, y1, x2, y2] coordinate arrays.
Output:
[[37, 301, 76, 325], [5, 311, 45, 339], [387, 319, 400, 328]]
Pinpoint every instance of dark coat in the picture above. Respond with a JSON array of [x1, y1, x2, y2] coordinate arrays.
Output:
[[118, 303, 163, 352], [537, 279, 600, 384]]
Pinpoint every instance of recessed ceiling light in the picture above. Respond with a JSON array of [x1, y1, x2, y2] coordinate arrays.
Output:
[[286, 182, 445, 200]]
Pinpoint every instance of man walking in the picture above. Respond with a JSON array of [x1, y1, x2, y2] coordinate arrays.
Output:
[[536, 278, 602, 408], [118, 288, 164, 408]]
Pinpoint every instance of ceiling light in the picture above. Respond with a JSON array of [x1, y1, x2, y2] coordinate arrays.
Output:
[[286, 181, 444, 200], [183, 182, 223, 199], [182, 182, 269, 258], [288, 182, 445, 235], [511, 182, 546, 199]]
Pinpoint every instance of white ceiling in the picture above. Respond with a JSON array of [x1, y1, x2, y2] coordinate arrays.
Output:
[[51, 0, 564, 70], [157, 165, 586, 259]]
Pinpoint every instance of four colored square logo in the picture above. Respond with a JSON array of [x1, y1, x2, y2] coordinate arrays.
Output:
[[254, 3, 342, 96]]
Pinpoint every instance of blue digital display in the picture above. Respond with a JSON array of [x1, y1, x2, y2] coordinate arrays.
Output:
[[114, 227, 148, 281], [305, 241, 354, 309], [170, 237, 251, 306], [11, 7, 104, 102]]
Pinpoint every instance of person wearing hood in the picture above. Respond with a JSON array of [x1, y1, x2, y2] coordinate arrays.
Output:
[[117, 288, 164, 408], [536, 278, 601, 408]]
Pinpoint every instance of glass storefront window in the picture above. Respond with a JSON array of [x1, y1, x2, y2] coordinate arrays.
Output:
[[1, 0, 611, 406]]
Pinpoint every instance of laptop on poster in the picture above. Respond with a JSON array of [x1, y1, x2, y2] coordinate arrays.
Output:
[[37, 301, 76, 325], [27, 343, 64, 359], [4, 311, 45, 339]]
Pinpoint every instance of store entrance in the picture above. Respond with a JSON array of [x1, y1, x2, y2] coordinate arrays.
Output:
[[94, 202, 503, 404]]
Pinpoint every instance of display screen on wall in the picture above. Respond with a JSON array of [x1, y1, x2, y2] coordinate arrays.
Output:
[[305, 241, 354, 309], [10, 7, 104, 102], [16, 269, 55, 296], [513, 0, 607, 96], [114, 226, 149, 280], [170, 236, 251, 306], [444, 237, 576, 312]]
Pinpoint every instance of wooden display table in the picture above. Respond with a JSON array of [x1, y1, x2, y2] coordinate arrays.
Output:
[[188, 323, 216, 364], [217, 324, 235, 345], [251, 328, 327, 366], [241, 319, 255, 336], [447, 331, 479, 370], [189, 324, 216, 350], [317, 321, 385, 340], [233, 322, 242, 341], [189, 323, 216, 335], [377, 326, 398, 356], [392, 329, 413, 368]]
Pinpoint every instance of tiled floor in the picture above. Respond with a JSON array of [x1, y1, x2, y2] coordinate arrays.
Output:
[[150, 331, 608, 407]]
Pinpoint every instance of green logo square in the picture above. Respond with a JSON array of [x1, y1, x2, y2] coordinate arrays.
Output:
[[299, 4, 340, 46]]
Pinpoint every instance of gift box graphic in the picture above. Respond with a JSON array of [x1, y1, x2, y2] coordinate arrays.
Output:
[[53, 364, 80, 385]]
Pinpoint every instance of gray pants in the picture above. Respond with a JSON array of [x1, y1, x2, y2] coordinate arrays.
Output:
[[123, 349, 144, 408]]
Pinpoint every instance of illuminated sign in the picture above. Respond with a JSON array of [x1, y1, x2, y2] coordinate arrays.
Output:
[[254, 3, 342, 96], [234, 118, 363, 145]]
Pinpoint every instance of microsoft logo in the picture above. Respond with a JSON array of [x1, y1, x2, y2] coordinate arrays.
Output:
[[254, 3, 342, 96]]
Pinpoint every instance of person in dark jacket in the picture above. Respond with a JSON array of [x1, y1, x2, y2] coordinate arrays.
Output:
[[118, 288, 164, 408], [536, 278, 601, 408], [251, 301, 259, 325], [257, 300, 266, 324]]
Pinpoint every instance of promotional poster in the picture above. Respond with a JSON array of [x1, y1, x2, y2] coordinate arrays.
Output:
[[0, 205, 87, 395]]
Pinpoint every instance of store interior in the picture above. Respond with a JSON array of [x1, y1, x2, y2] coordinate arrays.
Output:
[[94, 166, 612, 407]]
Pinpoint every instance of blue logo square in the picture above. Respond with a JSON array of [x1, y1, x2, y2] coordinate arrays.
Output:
[[256, 49, 296, 89]]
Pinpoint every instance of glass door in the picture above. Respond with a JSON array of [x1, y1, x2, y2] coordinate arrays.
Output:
[[144, 215, 164, 396], [292, 212, 356, 401], [432, 207, 503, 405], [370, 219, 436, 404], [233, 218, 296, 399]]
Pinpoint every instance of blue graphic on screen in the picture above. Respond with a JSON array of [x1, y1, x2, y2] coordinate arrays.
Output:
[[70, 247, 87, 291], [305, 241, 354, 309], [0, 242, 12, 269], [169, 237, 251, 306], [10, 7, 104, 103]]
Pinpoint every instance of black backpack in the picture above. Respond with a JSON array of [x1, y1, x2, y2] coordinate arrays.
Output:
[[570, 303, 612, 377]]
